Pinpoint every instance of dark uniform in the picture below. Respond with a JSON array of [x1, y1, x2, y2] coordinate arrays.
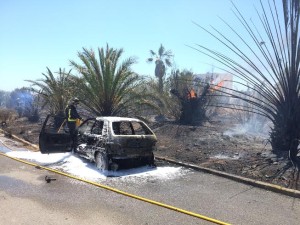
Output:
[[65, 99, 81, 150]]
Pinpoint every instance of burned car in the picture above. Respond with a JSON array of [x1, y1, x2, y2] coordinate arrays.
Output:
[[39, 115, 157, 171]]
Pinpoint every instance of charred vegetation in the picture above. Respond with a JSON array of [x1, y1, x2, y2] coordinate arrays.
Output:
[[192, 0, 300, 172]]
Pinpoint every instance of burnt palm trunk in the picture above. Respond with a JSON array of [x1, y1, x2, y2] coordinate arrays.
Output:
[[158, 76, 163, 94], [289, 139, 300, 169], [155, 61, 166, 94], [171, 84, 210, 125], [270, 93, 300, 168]]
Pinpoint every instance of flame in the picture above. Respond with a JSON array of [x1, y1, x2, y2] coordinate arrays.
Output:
[[188, 89, 197, 99], [211, 80, 224, 92]]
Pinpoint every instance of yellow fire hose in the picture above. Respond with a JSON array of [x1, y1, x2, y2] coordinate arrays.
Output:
[[57, 119, 66, 133], [0, 143, 230, 225], [57, 119, 82, 133]]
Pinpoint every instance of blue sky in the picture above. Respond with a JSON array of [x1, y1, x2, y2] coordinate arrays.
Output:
[[0, 0, 278, 91]]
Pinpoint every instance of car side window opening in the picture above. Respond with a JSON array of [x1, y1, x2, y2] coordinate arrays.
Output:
[[131, 122, 144, 135], [43, 116, 65, 134], [112, 122, 121, 135], [113, 122, 132, 135], [132, 122, 153, 135], [43, 116, 56, 133], [112, 121, 153, 135], [120, 122, 133, 135]]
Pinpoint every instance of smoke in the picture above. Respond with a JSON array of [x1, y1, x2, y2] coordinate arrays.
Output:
[[6, 89, 39, 121], [7, 89, 33, 109], [16, 92, 33, 107], [223, 116, 271, 138]]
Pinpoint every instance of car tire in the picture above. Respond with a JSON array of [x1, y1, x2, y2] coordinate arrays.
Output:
[[95, 152, 109, 171], [146, 153, 155, 166]]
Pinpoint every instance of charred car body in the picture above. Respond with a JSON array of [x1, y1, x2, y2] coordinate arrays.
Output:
[[39, 115, 157, 171]]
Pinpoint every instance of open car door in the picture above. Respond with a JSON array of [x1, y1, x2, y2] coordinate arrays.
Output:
[[39, 114, 72, 154]]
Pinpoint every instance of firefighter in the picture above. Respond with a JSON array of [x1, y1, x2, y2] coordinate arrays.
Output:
[[65, 97, 82, 151]]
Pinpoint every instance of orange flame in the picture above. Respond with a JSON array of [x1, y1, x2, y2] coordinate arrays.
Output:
[[211, 80, 224, 92], [188, 89, 197, 99]]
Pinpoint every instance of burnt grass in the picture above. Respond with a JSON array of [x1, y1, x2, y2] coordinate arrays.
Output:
[[3, 116, 299, 190]]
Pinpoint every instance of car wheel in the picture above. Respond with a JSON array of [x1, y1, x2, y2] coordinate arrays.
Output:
[[146, 153, 155, 166], [95, 152, 109, 171]]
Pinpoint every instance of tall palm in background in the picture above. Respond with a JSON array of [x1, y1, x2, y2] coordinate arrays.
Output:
[[194, 0, 300, 169], [147, 44, 173, 93], [26, 67, 74, 116], [70, 45, 157, 117]]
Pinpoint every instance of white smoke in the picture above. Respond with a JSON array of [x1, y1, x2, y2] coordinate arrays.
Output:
[[223, 116, 271, 138]]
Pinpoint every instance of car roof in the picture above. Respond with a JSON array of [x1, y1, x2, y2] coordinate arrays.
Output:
[[95, 116, 142, 122]]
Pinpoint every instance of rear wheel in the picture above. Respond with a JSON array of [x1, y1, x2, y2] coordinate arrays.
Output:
[[95, 152, 109, 171], [146, 153, 155, 167]]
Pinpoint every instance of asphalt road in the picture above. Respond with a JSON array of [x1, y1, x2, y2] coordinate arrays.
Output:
[[0, 149, 300, 224]]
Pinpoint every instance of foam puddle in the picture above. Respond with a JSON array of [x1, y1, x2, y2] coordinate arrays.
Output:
[[2, 149, 189, 182]]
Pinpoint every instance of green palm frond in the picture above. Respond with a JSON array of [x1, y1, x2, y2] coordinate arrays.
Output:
[[149, 50, 156, 57], [26, 67, 74, 115], [158, 44, 165, 56], [71, 45, 158, 117]]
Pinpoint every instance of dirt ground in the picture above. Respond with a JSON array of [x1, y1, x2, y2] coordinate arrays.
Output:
[[2, 116, 300, 190]]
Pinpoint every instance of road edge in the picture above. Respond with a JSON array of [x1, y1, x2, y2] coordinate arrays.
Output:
[[1, 128, 299, 198], [155, 155, 300, 198], [0, 128, 39, 151]]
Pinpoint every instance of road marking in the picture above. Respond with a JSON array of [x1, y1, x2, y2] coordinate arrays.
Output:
[[0, 152, 231, 225]]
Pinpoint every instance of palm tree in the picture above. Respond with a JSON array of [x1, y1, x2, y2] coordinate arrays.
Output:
[[70, 45, 157, 117], [142, 76, 176, 120], [193, 0, 300, 169], [26, 67, 74, 117], [147, 44, 173, 93], [169, 69, 211, 125]]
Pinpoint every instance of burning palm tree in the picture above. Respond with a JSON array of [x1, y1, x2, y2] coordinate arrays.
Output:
[[193, 0, 300, 170], [169, 69, 211, 125]]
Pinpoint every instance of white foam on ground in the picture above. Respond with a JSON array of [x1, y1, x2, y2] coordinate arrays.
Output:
[[109, 166, 185, 183], [51, 154, 107, 180], [3, 150, 189, 182], [6, 150, 72, 165]]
